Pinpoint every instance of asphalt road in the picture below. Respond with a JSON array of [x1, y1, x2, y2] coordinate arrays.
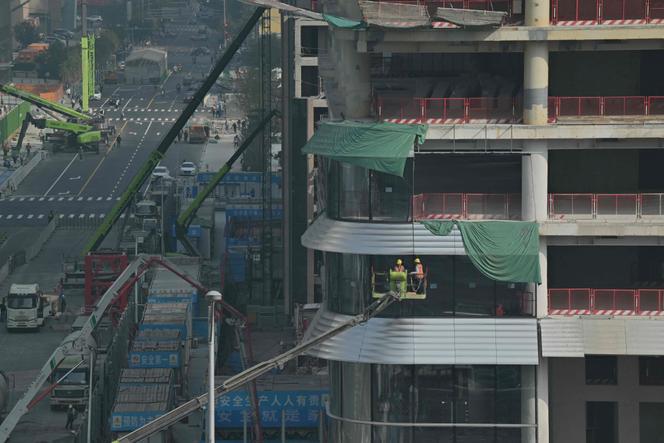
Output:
[[0, 13, 224, 228]]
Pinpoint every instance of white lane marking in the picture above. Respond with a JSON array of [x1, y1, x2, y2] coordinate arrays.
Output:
[[6, 214, 13, 219], [29, 197, 34, 201], [99, 213, 104, 218], [68, 214, 74, 219], [58, 214, 64, 219], [16, 214, 23, 219], [121, 98, 133, 111], [38, 214, 44, 219], [58, 197, 64, 201], [106, 197, 112, 201], [38, 197, 44, 201], [44, 154, 78, 196], [0, 214, 4, 219], [78, 214, 85, 218], [18, 197, 24, 202], [96, 197, 103, 201], [89, 213, 95, 218], [27, 214, 33, 219], [87, 197, 93, 201], [48, 197, 54, 201]]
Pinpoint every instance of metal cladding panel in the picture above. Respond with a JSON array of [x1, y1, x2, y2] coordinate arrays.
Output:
[[583, 318, 627, 355], [540, 318, 584, 357], [304, 308, 537, 364], [624, 319, 664, 355], [301, 215, 465, 255], [495, 319, 539, 365]]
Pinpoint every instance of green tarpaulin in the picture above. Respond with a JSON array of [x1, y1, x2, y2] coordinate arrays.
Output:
[[421, 220, 541, 284], [302, 120, 428, 176], [323, 14, 367, 29]]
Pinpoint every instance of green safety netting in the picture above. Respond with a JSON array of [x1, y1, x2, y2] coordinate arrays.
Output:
[[421, 220, 541, 284], [323, 14, 368, 29], [302, 120, 428, 176]]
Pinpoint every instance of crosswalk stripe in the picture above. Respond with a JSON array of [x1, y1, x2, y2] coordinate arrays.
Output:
[[68, 214, 74, 218], [58, 214, 64, 219], [38, 214, 44, 219], [87, 197, 93, 201], [19, 198, 24, 202], [38, 197, 44, 201], [106, 197, 112, 201], [68, 197, 74, 201], [99, 213, 105, 218], [58, 197, 64, 201], [29, 197, 34, 201], [89, 213, 95, 218], [48, 197, 54, 201], [27, 214, 33, 219], [6, 214, 12, 219], [16, 214, 22, 219], [79, 214, 85, 218], [97, 197, 103, 201]]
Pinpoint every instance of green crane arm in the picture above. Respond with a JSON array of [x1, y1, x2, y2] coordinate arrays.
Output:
[[43, 120, 94, 133], [0, 83, 91, 121], [83, 7, 267, 253], [175, 110, 278, 255]]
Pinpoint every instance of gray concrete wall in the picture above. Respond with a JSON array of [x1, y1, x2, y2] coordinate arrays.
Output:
[[550, 356, 664, 443], [548, 246, 640, 287]]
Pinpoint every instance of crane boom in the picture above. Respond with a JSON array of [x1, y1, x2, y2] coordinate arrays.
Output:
[[176, 110, 278, 255], [113, 291, 400, 443], [0, 257, 150, 442], [0, 83, 91, 121], [83, 6, 267, 253]]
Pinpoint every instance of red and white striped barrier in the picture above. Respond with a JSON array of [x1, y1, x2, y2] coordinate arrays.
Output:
[[554, 20, 598, 25], [601, 19, 647, 25], [432, 21, 461, 28], [638, 311, 664, 316], [593, 309, 636, 315], [549, 309, 591, 315], [422, 213, 461, 219], [425, 118, 466, 124], [383, 118, 421, 124]]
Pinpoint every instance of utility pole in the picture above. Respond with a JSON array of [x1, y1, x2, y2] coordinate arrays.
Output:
[[81, 0, 89, 112], [259, 9, 272, 306]]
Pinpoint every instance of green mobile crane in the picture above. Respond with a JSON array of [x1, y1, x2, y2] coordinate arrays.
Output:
[[83, 7, 267, 253], [0, 83, 103, 153]]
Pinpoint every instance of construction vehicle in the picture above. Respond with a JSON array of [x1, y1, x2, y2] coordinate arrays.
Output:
[[187, 124, 209, 143], [83, 7, 269, 254], [0, 83, 104, 154], [49, 355, 90, 409], [5, 283, 51, 330]]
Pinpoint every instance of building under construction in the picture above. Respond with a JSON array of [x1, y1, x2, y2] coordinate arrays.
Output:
[[280, 0, 664, 442]]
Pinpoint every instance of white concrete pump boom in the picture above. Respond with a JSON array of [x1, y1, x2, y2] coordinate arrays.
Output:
[[113, 291, 400, 443], [0, 256, 151, 442]]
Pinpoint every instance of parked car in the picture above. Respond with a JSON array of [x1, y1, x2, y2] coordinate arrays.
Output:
[[152, 165, 171, 179], [91, 91, 102, 101], [179, 161, 197, 176]]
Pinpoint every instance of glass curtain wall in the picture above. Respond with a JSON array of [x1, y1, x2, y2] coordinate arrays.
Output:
[[329, 361, 536, 443], [325, 253, 532, 317]]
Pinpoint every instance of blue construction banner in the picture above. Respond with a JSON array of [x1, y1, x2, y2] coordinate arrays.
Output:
[[128, 350, 181, 368], [215, 390, 328, 428], [111, 410, 166, 431]]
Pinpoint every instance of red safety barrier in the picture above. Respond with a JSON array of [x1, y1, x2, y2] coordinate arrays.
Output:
[[549, 96, 664, 122], [412, 193, 520, 220], [549, 288, 664, 316], [551, 0, 662, 24], [435, 0, 513, 13], [378, 97, 519, 124], [595, 193, 639, 218], [548, 193, 595, 219], [641, 193, 664, 217]]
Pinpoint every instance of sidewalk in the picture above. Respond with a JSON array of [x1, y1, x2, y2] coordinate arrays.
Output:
[[0, 124, 45, 195]]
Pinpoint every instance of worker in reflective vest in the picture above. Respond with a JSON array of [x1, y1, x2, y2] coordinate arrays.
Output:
[[394, 259, 405, 273], [413, 258, 425, 293]]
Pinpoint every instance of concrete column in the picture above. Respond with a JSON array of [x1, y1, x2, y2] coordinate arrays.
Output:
[[537, 238, 548, 318], [334, 37, 371, 119], [521, 366, 537, 443], [522, 141, 548, 222], [537, 357, 550, 443], [523, 42, 549, 125], [525, 0, 550, 26]]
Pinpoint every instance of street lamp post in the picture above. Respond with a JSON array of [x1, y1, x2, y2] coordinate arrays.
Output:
[[206, 290, 223, 443]]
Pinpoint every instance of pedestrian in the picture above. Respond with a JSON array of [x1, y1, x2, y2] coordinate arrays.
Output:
[[116, 135, 122, 147], [39, 131, 44, 143], [48, 209, 54, 223], [0, 296, 6, 322], [25, 142, 31, 157], [120, 111, 125, 120], [177, 131, 182, 142], [65, 405, 76, 430], [78, 147, 83, 160], [183, 130, 189, 142], [232, 122, 237, 134], [59, 290, 67, 314]]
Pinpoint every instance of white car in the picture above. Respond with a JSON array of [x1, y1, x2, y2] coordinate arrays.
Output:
[[91, 92, 102, 101], [179, 161, 197, 176], [152, 166, 171, 179]]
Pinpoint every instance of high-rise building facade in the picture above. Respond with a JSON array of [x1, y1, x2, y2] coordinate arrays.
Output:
[[293, 0, 664, 441]]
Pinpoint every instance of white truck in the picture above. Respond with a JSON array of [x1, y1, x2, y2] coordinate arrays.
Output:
[[5, 284, 50, 331]]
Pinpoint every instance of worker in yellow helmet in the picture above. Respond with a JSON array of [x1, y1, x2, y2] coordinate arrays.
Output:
[[394, 258, 405, 273], [413, 257, 425, 294]]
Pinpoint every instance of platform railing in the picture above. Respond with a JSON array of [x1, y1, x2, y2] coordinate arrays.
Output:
[[547, 193, 664, 220], [548, 288, 664, 315], [412, 193, 521, 220]]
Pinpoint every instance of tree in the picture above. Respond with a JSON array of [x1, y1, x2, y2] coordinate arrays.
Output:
[[95, 29, 120, 70], [34, 41, 67, 79], [13, 22, 39, 48]]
